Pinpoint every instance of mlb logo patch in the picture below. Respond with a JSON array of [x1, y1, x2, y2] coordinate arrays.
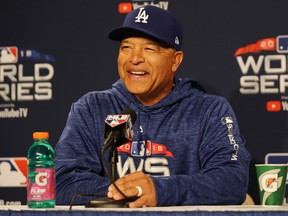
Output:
[[131, 141, 151, 157], [277, 35, 288, 53], [105, 114, 130, 127], [0, 158, 28, 187], [0, 47, 18, 64], [221, 116, 233, 125]]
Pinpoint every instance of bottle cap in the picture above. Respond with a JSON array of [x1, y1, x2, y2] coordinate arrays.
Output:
[[33, 132, 49, 139]]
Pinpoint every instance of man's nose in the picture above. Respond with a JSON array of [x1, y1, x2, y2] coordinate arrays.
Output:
[[130, 49, 144, 64]]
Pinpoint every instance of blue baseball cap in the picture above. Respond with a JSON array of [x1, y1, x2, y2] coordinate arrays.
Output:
[[108, 5, 183, 50]]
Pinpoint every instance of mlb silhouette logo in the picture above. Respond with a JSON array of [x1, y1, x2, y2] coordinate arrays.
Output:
[[0, 158, 28, 187], [277, 35, 288, 53], [131, 141, 151, 157], [221, 116, 233, 125], [105, 114, 130, 127], [0, 47, 18, 64]]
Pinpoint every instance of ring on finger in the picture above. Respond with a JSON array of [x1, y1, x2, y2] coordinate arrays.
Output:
[[135, 186, 143, 197]]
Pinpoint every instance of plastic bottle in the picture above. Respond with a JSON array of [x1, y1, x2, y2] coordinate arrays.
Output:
[[27, 132, 55, 208]]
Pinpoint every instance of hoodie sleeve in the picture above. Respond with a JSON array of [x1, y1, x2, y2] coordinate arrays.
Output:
[[152, 96, 251, 206], [54, 94, 110, 205]]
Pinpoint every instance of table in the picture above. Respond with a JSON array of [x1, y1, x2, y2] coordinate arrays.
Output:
[[1, 205, 288, 216]]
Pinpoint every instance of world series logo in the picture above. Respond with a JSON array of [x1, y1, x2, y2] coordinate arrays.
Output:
[[0, 46, 56, 119], [235, 36, 288, 112]]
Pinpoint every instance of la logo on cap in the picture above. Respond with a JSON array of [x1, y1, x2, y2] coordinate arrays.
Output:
[[135, 7, 149, 23]]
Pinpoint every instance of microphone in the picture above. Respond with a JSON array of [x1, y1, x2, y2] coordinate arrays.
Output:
[[85, 109, 137, 208], [102, 109, 137, 150]]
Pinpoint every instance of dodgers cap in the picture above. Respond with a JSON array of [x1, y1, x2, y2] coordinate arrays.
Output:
[[108, 5, 183, 50]]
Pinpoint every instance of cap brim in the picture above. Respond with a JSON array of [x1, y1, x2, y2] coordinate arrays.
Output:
[[108, 27, 174, 49]]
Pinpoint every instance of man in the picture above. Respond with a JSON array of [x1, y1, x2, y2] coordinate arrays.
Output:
[[55, 5, 250, 208]]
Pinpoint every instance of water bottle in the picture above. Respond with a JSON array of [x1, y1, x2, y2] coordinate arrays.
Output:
[[27, 132, 55, 208]]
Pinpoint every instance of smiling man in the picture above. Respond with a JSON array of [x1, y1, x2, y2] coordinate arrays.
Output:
[[117, 37, 183, 106], [55, 5, 250, 208]]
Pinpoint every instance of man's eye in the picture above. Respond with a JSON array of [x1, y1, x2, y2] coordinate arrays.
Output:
[[121, 46, 131, 50], [145, 47, 157, 52]]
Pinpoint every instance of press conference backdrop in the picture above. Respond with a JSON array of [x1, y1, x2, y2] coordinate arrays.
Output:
[[1, 0, 288, 206]]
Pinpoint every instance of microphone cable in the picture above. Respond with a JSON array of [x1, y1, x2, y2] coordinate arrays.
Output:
[[69, 137, 130, 210], [101, 135, 130, 199]]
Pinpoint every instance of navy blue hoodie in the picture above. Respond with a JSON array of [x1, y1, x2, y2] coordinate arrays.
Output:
[[55, 77, 250, 206]]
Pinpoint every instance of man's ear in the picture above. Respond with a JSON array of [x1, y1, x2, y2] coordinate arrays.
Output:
[[172, 51, 184, 73]]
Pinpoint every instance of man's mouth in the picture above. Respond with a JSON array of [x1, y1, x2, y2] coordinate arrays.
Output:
[[130, 71, 147, 77]]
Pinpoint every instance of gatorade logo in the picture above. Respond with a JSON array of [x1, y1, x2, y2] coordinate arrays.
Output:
[[258, 169, 284, 204], [35, 172, 47, 186], [261, 173, 278, 193]]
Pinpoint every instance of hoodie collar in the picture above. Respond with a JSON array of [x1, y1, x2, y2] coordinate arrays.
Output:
[[112, 77, 204, 111]]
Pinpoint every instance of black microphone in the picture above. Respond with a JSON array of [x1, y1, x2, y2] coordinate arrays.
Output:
[[85, 109, 137, 208], [102, 109, 137, 150]]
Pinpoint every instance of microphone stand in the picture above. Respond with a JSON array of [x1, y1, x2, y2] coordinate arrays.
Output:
[[85, 138, 136, 208], [110, 146, 117, 183]]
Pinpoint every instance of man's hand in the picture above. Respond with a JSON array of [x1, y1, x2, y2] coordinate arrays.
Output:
[[107, 171, 157, 208]]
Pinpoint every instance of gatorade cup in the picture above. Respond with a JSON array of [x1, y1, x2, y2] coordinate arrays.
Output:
[[255, 164, 287, 206]]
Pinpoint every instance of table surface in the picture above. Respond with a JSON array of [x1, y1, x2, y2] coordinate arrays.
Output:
[[1, 205, 288, 212]]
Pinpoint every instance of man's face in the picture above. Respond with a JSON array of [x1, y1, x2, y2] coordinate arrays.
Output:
[[117, 37, 183, 106]]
